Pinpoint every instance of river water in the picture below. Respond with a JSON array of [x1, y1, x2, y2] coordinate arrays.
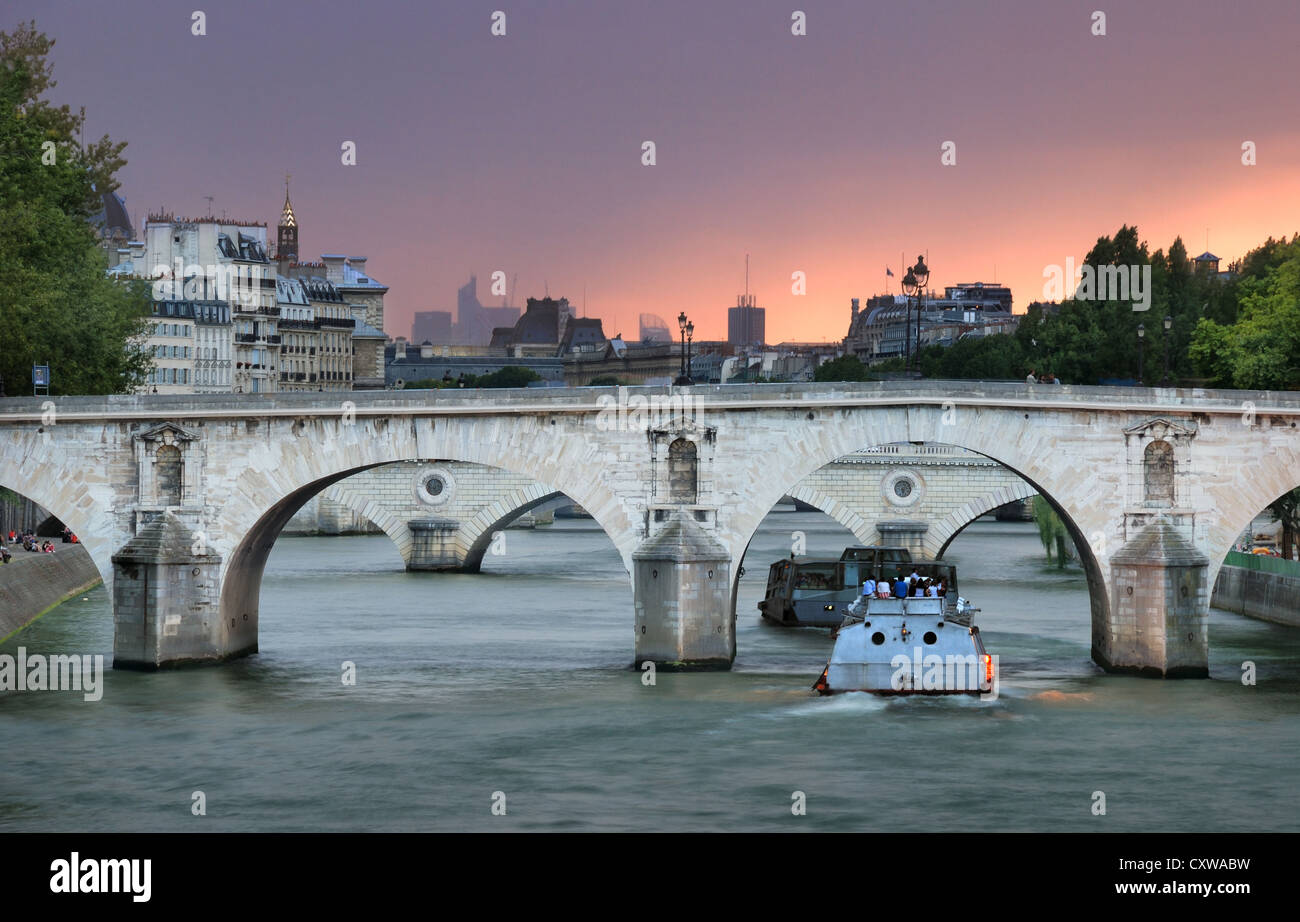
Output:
[[3, 512, 1298, 832]]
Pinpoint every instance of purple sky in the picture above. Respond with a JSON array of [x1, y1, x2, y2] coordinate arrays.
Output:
[[18, 0, 1300, 342]]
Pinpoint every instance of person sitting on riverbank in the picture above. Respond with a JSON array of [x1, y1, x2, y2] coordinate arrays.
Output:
[[0, 544, 10, 564]]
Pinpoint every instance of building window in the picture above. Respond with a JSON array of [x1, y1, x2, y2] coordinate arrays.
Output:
[[1144, 440, 1175, 505], [668, 438, 698, 504]]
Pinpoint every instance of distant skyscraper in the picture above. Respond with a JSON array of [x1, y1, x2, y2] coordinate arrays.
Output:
[[639, 312, 672, 343], [727, 294, 765, 346], [412, 310, 452, 343], [453, 274, 521, 345]]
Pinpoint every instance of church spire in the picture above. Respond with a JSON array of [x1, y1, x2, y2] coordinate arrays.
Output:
[[277, 173, 298, 263], [281, 174, 296, 228]]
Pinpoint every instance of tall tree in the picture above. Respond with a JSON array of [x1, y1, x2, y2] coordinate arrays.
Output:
[[1190, 238, 1300, 390], [0, 21, 150, 396]]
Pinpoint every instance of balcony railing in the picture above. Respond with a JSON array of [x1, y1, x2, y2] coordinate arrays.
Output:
[[319, 317, 356, 329]]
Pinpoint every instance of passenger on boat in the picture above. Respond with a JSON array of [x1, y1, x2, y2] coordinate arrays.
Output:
[[893, 575, 908, 599], [877, 582, 891, 598], [861, 577, 876, 597]]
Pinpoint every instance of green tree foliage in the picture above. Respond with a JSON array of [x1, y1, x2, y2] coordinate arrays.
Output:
[[1032, 496, 1070, 569], [1189, 236, 1300, 390], [813, 355, 873, 382], [403, 366, 542, 389], [1011, 225, 1240, 386], [917, 333, 1025, 380], [476, 366, 541, 388], [586, 374, 624, 387], [0, 21, 150, 395]]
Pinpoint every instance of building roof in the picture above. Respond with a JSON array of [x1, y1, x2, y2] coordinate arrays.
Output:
[[275, 277, 309, 305], [1194, 251, 1219, 261], [94, 190, 134, 240], [352, 318, 387, 340]]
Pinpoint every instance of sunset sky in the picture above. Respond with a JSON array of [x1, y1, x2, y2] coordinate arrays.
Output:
[[19, 0, 1300, 343]]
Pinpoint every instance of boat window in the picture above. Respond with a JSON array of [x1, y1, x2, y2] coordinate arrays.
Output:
[[792, 563, 837, 590]]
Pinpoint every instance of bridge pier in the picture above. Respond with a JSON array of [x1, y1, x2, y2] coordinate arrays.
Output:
[[1095, 522, 1210, 678], [406, 517, 466, 570], [111, 514, 234, 669], [632, 513, 734, 669]]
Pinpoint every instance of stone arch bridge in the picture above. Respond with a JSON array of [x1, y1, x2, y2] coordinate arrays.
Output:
[[293, 445, 1035, 572], [2, 381, 1297, 677]]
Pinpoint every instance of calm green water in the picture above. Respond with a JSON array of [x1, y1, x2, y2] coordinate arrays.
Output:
[[2, 513, 1298, 831]]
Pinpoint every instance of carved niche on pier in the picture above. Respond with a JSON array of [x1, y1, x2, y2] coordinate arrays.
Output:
[[134, 422, 204, 509]]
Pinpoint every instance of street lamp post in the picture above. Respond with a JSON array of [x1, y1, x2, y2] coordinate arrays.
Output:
[[1137, 323, 1145, 386], [1161, 314, 1173, 386], [901, 269, 918, 371], [675, 311, 694, 385], [899, 255, 929, 374], [911, 255, 930, 374], [686, 320, 694, 383]]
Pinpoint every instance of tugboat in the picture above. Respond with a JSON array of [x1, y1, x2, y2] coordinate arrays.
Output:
[[758, 545, 913, 627], [812, 562, 995, 696]]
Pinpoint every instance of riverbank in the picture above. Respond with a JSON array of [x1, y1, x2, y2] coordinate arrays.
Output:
[[0, 544, 102, 641], [1212, 552, 1300, 628]]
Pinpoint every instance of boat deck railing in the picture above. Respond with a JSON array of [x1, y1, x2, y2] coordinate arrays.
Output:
[[842, 596, 975, 627]]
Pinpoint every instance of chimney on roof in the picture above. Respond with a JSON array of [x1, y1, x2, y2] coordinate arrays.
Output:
[[321, 255, 346, 284], [348, 256, 367, 277]]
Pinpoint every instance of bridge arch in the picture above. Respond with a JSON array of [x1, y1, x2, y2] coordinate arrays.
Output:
[[933, 488, 1039, 558], [722, 407, 1116, 657], [212, 412, 643, 659], [460, 485, 565, 572], [0, 463, 113, 590], [1204, 447, 1300, 588], [780, 450, 1040, 560]]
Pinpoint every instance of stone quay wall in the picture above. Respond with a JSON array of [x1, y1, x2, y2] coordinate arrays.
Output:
[[0, 544, 102, 641], [1212, 563, 1300, 628]]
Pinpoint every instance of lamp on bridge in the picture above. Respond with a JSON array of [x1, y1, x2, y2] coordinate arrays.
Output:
[[900, 255, 929, 374], [1136, 322, 1145, 387], [901, 268, 918, 371], [675, 312, 694, 386]]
